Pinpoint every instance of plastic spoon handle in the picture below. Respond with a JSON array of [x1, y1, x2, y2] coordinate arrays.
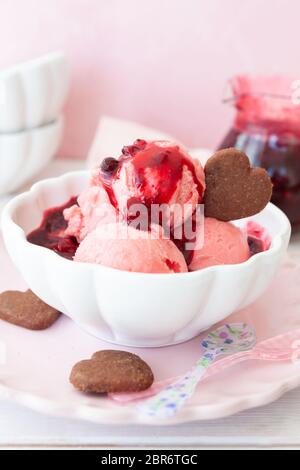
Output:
[[138, 356, 214, 419], [207, 349, 294, 378], [139, 323, 256, 419]]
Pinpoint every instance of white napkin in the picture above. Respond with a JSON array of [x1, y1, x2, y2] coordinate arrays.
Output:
[[87, 115, 212, 168]]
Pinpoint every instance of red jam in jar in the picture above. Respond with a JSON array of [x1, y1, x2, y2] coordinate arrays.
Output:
[[218, 75, 300, 230]]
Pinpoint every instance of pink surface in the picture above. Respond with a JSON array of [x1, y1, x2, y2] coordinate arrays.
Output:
[[1, 1, 299, 159], [1, 233, 300, 423]]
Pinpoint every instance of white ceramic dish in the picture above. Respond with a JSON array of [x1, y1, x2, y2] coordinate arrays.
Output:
[[0, 117, 63, 196], [0, 52, 69, 133], [1, 171, 291, 347]]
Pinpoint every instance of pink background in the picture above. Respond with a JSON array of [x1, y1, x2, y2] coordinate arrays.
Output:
[[0, 0, 299, 159]]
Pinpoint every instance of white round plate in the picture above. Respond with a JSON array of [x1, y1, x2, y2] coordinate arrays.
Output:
[[1, 235, 300, 425]]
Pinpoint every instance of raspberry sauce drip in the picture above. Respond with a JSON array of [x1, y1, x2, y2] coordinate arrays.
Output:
[[99, 140, 204, 214], [27, 197, 79, 260], [99, 156, 120, 209]]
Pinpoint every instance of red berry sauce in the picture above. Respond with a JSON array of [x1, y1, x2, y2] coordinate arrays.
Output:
[[99, 140, 205, 214], [27, 197, 79, 260]]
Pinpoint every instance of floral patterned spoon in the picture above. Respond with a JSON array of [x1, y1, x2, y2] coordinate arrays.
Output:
[[138, 323, 256, 419]]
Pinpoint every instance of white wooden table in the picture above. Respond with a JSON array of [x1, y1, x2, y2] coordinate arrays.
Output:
[[1, 389, 300, 449], [1, 159, 300, 450]]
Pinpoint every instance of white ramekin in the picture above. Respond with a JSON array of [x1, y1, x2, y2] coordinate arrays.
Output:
[[0, 52, 69, 133], [1, 171, 291, 347], [0, 117, 63, 196]]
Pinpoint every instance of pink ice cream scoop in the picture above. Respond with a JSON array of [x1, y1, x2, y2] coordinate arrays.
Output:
[[246, 220, 272, 255], [188, 217, 250, 271], [99, 140, 206, 228], [74, 223, 188, 274], [64, 185, 117, 242]]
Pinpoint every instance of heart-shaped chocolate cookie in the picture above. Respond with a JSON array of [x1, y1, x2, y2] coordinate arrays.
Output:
[[204, 148, 272, 221], [70, 350, 154, 393], [0, 289, 60, 330]]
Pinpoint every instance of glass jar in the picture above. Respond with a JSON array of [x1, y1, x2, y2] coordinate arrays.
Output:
[[218, 75, 300, 230]]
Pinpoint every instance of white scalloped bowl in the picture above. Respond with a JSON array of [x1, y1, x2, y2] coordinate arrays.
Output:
[[1, 171, 291, 347], [0, 117, 63, 196], [0, 52, 69, 133]]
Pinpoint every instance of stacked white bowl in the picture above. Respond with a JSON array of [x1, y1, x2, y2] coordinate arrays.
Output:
[[0, 52, 69, 195]]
